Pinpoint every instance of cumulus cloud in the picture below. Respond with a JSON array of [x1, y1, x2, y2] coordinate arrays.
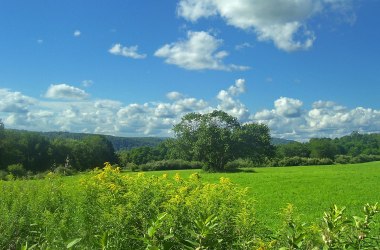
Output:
[[274, 97, 303, 118], [2, 79, 379, 140], [0, 89, 36, 113], [45, 84, 89, 100], [177, 0, 354, 51], [217, 79, 249, 120], [155, 31, 249, 71], [253, 98, 380, 141], [109, 43, 147, 59]]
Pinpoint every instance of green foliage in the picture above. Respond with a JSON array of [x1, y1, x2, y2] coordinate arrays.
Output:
[[273, 133, 380, 167], [0, 170, 7, 180], [264, 203, 380, 249], [53, 165, 76, 176], [117, 146, 163, 166], [320, 203, 380, 249], [7, 163, 26, 178], [0, 164, 379, 249], [270, 156, 334, 167], [0, 129, 116, 173], [40, 131, 165, 151], [276, 142, 311, 158], [173, 110, 274, 172], [224, 158, 256, 170], [139, 159, 204, 171], [51, 135, 116, 171], [309, 138, 339, 159]]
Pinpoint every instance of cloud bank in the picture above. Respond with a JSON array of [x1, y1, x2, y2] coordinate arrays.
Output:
[[1, 79, 379, 141]]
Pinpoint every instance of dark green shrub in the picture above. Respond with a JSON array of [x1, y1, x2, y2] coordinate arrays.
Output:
[[276, 157, 334, 167], [317, 158, 334, 165], [351, 154, 380, 164], [7, 164, 26, 178], [224, 159, 255, 171], [334, 155, 353, 164], [0, 170, 7, 180], [53, 165, 75, 176], [139, 159, 204, 171], [278, 157, 304, 166], [125, 162, 138, 171]]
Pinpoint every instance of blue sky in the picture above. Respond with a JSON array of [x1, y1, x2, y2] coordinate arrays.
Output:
[[0, 0, 379, 140]]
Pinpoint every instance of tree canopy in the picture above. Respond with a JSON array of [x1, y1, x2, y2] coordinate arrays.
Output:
[[172, 110, 274, 171]]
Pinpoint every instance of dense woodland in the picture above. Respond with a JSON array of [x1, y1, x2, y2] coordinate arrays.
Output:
[[1, 114, 380, 177]]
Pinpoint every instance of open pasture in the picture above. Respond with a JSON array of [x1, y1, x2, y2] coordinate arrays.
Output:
[[148, 161, 380, 227]]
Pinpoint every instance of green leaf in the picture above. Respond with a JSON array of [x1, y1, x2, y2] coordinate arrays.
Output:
[[163, 234, 174, 241], [147, 226, 156, 238], [66, 238, 82, 249]]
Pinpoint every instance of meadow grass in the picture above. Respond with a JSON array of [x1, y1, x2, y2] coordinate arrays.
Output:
[[0, 161, 379, 248], [56, 161, 380, 227], [142, 161, 380, 228]]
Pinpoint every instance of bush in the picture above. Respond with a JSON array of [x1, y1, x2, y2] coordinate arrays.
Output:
[[351, 154, 380, 164], [7, 163, 26, 178], [334, 155, 353, 164], [125, 162, 138, 171], [224, 159, 256, 171], [316, 158, 334, 165], [139, 159, 204, 171], [274, 157, 334, 167], [79, 164, 259, 249], [53, 165, 76, 176], [0, 170, 7, 180]]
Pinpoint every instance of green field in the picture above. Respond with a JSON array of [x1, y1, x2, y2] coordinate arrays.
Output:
[[1, 161, 379, 248], [64, 161, 380, 227], [144, 161, 380, 228]]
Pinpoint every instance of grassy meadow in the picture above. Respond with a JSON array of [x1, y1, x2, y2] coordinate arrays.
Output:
[[0, 161, 379, 248], [146, 161, 380, 228]]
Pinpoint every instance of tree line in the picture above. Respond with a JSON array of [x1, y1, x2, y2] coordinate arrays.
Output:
[[0, 120, 116, 177], [270, 131, 380, 167], [1, 112, 380, 177], [117, 113, 380, 170]]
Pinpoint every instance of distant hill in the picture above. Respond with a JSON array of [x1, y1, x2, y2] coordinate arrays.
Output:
[[41, 131, 293, 148], [271, 137, 295, 145], [40, 131, 166, 151], [8, 129, 293, 151]]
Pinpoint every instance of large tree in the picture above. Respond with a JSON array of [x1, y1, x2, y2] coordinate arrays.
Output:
[[173, 110, 274, 171]]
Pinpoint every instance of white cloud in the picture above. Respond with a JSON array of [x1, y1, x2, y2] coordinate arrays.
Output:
[[0, 89, 36, 113], [155, 31, 249, 71], [2, 79, 379, 140], [37, 39, 43, 44], [45, 84, 89, 100], [274, 97, 303, 118], [166, 91, 184, 100], [177, 0, 354, 51], [252, 98, 380, 141], [74, 30, 81, 37], [109, 43, 147, 59], [217, 79, 249, 120]]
